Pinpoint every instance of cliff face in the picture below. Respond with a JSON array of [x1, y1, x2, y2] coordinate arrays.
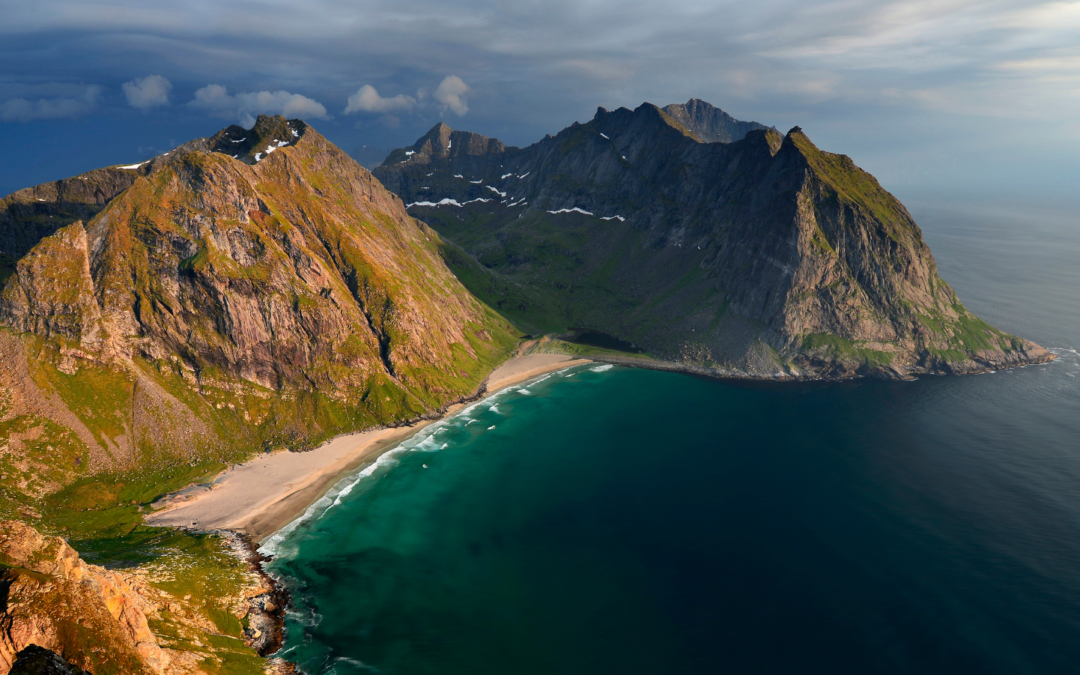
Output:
[[0, 115, 515, 486], [0, 520, 164, 674], [0, 521, 281, 675], [374, 100, 1053, 379]]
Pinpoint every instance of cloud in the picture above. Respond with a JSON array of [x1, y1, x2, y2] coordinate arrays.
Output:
[[344, 85, 416, 114], [122, 74, 172, 110], [189, 84, 329, 125], [0, 85, 102, 122], [344, 77, 470, 117], [434, 75, 469, 116]]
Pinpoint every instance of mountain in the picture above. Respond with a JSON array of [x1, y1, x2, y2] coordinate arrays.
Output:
[[350, 144, 391, 169], [373, 100, 1053, 379], [0, 114, 515, 505], [662, 98, 773, 143]]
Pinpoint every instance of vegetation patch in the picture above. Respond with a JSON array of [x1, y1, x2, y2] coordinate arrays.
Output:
[[801, 332, 894, 367]]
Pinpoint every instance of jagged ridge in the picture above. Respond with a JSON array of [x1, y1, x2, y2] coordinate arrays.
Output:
[[373, 100, 1054, 379]]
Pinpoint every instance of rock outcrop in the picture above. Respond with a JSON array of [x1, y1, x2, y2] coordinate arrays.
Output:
[[8, 645, 92, 675], [0, 520, 165, 674], [374, 100, 1054, 379], [0, 222, 103, 348]]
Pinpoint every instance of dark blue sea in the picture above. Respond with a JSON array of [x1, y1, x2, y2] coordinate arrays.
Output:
[[265, 202, 1080, 674]]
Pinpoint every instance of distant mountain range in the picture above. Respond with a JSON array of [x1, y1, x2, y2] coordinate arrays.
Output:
[[373, 98, 1052, 379], [350, 144, 391, 169]]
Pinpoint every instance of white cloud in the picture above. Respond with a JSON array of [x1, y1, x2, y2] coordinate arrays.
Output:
[[0, 85, 102, 122], [189, 84, 329, 125], [344, 84, 416, 113], [434, 75, 469, 116], [122, 74, 172, 110]]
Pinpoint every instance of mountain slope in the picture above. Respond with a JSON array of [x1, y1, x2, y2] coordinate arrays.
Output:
[[662, 98, 773, 143], [0, 114, 515, 505], [374, 100, 1053, 379]]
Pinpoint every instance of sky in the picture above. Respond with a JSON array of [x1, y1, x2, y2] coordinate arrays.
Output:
[[1, 0, 1078, 207]]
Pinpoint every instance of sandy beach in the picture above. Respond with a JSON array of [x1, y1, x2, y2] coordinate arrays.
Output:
[[146, 353, 589, 542]]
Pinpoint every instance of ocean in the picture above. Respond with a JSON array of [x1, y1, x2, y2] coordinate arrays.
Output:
[[264, 202, 1080, 675]]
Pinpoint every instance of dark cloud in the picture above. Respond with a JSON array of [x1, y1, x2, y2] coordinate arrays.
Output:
[[0, 0, 1077, 200], [0, 84, 102, 122]]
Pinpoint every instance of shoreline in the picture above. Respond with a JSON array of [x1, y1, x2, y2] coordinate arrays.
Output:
[[565, 346, 1057, 383], [145, 353, 591, 545]]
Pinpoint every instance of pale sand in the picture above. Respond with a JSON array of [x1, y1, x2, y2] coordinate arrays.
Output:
[[145, 353, 589, 543]]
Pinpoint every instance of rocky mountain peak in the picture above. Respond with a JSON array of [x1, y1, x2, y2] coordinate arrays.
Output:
[[207, 114, 307, 165], [0, 117, 515, 469], [662, 98, 773, 143], [373, 98, 1053, 380]]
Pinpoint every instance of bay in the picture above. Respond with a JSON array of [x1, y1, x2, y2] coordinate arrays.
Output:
[[266, 201, 1080, 675]]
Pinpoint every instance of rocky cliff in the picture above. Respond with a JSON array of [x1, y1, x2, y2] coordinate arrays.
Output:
[[374, 100, 1053, 379], [0, 520, 164, 674], [0, 521, 282, 675]]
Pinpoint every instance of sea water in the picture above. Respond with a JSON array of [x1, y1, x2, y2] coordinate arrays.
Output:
[[266, 202, 1080, 675]]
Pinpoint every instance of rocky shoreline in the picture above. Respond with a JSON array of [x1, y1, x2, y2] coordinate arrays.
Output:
[[570, 344, 1057, 383]]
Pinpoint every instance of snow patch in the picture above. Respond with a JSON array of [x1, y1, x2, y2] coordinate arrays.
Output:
[[117, 161, 149, 170], [501, 173, 513, 179], [406, 197, 492, 208], [486, 186, 507, 197], [519, 172, 530, 178], [470, 179, 483, 184], [600, 133, 609, 139], [547, 207, 594, 216], [408, 198, 462, 208], [405, 150, 415, 156], [600, 215, 626, 222], [454, 174, 464, 179]]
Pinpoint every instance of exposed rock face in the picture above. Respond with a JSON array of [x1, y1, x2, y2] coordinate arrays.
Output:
[[661, 98, 773, 143], [8, 645, 91, 675], [374, 100, 1053, 379], [0, 167, 144, 270], [0, 520, 165, 675], [0, 223, 103, 348]]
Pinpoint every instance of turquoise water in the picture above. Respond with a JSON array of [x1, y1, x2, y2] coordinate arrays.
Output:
[[266, 203, 1080, 674]]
